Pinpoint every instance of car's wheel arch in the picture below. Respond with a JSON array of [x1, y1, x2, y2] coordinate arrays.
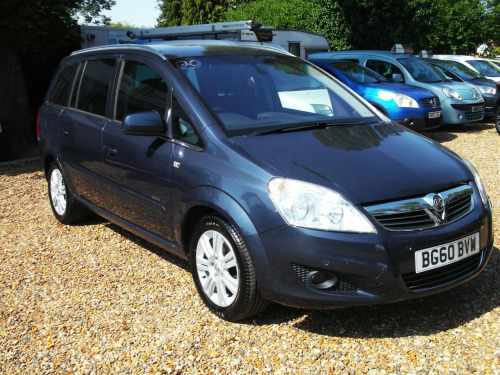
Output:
[[176, 187, 259, 258], [43, 154, 58, 180]]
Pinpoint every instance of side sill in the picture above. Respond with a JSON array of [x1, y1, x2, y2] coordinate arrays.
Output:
[[77, 197, 187, 261]]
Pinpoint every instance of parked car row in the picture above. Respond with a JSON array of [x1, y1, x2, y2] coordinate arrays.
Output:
[[309, 46, 491, 130]]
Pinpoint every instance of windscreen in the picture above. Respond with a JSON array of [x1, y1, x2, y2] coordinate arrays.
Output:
[[398, 57, 444, 83], [331, 61, 384, 83], [430, 59, 482, 80], [171, 54, 378, 137], [467, 60, 500, 77]]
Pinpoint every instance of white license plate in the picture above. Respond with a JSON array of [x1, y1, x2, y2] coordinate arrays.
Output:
[[415, 232, 480, 273], [428, 111, 441, 119], [472, 105, 483, 112]]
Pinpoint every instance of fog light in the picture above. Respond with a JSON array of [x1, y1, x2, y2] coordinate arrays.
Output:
[[306, 270, 338, 290], [458, 113, 464, 120]]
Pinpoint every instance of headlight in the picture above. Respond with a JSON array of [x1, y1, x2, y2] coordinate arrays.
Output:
[[461, 158, 489, 207], [442, 86, 463, 101], [268, 178, 376, 233], [377, 91, 419, 108], [477, 85, 496, 96]]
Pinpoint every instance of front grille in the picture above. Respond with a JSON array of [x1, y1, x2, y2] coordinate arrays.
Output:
[[291, 264, 358, 292], [365, 185, 474, 231], [402, 252, 482, 290], [448, 194, 473, 221], [465, 109, 484, 121], [373, 210, 434, 230], [420, 97, 440, 108]]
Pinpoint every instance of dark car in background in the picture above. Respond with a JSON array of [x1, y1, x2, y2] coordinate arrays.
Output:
[[495, 85, 500, 134], [309, 59, 442, 131], [38, 40, 494, 321]]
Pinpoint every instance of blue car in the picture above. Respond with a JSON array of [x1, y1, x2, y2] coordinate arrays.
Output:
[[310, 59, 442, 131]]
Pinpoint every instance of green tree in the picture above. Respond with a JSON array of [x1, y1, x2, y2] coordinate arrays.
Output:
[[225, 0, 318, 31], [181, 0, 229, 24], [157, 0, 183, 26], [0, 0, 115, 160], [312, 0, 351, 50], [427, 0, 486, 54], [77, 0, 117, 25], [157, 0, 233, 26]]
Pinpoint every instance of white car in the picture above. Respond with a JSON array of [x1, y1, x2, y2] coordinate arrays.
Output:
[[433, 55, 500, 82]]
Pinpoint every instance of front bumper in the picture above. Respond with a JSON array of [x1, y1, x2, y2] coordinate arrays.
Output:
[[395, 115, 441, 131], [442, 101, 484, 124], [248, 199, 493, 309]]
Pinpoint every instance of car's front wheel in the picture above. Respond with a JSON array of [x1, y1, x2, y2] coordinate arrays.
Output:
[[495, 106, 500, 135], [47, 162, 88, 224], [189, 215, 268, 321]]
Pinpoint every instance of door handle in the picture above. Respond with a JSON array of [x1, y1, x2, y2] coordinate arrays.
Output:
[[103, 145, 117, 157]]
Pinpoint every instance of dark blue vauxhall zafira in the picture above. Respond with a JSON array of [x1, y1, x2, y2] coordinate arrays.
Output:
[[37, 40, 494, 321]]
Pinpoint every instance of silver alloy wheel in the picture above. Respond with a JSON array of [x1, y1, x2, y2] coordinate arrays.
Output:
[[195, 229, 240, 307], [50, 168, 67, 216]]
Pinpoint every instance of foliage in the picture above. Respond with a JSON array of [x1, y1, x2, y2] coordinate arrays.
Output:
[[225, 0, 318, 31], [483, 0, 500, 47], [76, 0, 116, 25], [109, 22, 136, 28], [157, 0, 183, 26], [0, 0, 115, 148], [0, 0, 116, 56], [221, 0, 499, 54], [310, 0, 350, 50], [426, 0, 486, 54], [157, 0, 232, 26]]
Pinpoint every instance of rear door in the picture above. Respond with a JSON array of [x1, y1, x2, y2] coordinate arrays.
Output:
[[100, 55, 175, 240], [58, 56, 118, 207]]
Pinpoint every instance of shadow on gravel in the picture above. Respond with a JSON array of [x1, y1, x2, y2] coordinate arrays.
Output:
[[250, 248, 500, 339], [105, 222, 190, 272], [423, 120, 494, 143], [101, 216, 499, 338], [0, 159, 42, 177]]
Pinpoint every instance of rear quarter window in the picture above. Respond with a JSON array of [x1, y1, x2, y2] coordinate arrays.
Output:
[[48, 63, 78, 106]]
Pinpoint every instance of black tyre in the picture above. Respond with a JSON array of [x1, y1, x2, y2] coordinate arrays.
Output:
[[189, 215, 269, 321], [495, 106, 500, 135], [47, 162, 88, 224]]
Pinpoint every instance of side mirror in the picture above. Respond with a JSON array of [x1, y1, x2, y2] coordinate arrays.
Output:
[[122, 111, 166, 136], [391, 73, 403, 83]]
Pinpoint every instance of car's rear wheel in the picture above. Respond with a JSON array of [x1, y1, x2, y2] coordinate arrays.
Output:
[[48, 162, 88, 224], [189, 215, 268, 321], [495, 106, 500, 135]]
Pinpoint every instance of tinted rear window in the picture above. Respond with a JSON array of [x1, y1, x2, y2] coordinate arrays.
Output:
[[48, 63, 78, 106]]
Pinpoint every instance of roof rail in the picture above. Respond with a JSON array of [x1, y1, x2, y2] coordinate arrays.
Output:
[[134, 20, 273, 42]]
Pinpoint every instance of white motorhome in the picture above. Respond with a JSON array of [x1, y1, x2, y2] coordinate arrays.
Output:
[[80, 21, 330, 59]]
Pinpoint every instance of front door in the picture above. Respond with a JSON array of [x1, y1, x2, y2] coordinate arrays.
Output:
[[101, 56, 174, 240]]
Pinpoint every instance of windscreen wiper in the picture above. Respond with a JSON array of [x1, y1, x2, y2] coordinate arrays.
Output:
[[253, 121, 373, 136]]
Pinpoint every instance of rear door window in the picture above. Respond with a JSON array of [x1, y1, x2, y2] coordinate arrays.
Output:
[[74, 59, 116, 116], [366, 60, 404, 81]]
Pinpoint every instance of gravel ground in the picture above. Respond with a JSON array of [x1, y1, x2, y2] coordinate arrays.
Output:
[[0, 120, 499, 374]]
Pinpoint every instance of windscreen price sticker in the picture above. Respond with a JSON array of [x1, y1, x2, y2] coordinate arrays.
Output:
[[415, 232, 480, 273]]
